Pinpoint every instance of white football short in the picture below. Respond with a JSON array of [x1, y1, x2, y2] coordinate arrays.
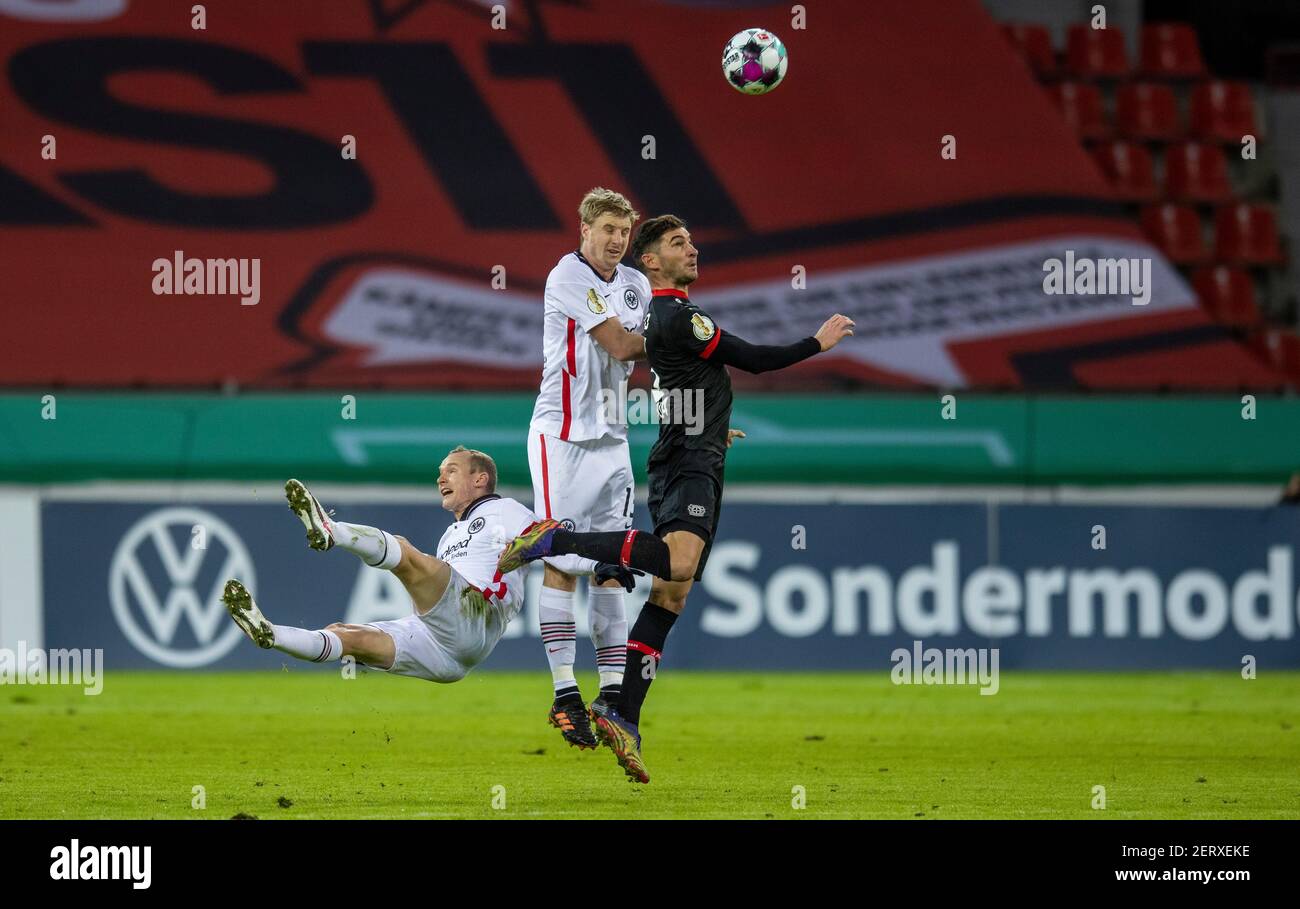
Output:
[[528, 431, 634, 530], [527, 430, 634, 575], [363, 568, 513, 683]]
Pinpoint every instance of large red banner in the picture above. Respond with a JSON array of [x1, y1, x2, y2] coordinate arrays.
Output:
[[0, 0, 1282, 389]]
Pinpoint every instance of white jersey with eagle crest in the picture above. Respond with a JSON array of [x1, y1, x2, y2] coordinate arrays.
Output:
[[433, 494, 535, 620], [529, 251, 650, 443], [361, 493, 536, 683]]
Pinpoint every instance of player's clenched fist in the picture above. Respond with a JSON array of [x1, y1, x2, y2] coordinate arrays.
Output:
[[815, 314, 855, 352]]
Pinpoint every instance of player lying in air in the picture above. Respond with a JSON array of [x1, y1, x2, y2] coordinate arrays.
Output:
[[498, 215, 854, 782], [221, 446, 634, 687]]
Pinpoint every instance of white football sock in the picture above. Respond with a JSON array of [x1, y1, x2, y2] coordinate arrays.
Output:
[[272, 625, 343, 663], [332, 521, 402, 570], [540, 586, 579, 697], [588, 584, 627, 691]]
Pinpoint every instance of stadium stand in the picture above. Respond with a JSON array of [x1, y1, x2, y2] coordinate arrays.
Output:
[[1000, 11, 1294, 373], [1138, 21, 1206, 80], [1141, 203, 1208, 264], [1116, 81, 1181, 140]]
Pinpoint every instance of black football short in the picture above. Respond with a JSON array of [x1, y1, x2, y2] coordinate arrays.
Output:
[[646, 444, 725, 582]]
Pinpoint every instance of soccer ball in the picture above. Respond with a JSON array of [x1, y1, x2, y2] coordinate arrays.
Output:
[[722, 28, 788, 95]]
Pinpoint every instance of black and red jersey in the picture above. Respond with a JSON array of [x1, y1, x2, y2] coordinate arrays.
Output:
[[643, 288, 733, 457]]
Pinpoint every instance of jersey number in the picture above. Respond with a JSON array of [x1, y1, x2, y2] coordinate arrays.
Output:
[[650, 367, 668, 423]]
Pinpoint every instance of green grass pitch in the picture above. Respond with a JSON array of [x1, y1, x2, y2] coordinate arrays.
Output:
[[2, 670, 1297, 819]]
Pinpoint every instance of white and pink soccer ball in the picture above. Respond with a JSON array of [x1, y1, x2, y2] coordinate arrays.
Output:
[[722, 28, 789, 95]]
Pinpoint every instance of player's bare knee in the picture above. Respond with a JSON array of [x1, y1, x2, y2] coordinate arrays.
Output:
[[542, 562, 578, 592], [669, 553, 698, 583], [331, 625, 361, 647], [389, 535, 424, 576], [663, 533, 704, 583]]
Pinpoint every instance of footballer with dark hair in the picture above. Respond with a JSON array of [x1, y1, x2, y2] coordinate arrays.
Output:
[[498, 214, 854, 782]]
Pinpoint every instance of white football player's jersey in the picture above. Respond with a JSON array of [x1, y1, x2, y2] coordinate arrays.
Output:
[[433, 494, 535, 620], [529, 251, 650, 443]]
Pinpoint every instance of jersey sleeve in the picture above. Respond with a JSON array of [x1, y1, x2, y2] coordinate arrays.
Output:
[[710, 331, 821, 374], [669, 304, 724, 359], [548, 282, 617, 334], [501, 498, 539, 539]]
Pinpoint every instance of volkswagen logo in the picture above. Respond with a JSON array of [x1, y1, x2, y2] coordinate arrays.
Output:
[[109, 507, 255, 668]]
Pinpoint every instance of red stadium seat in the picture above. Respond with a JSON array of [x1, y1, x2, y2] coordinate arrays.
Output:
[[1255, 328, 1300, 379], [1192, 266, 1259, 329], [1002, 23, 1057, 78], [1189, 81, 1258, 142], [1092, 141, 1157, 202], [1214, 204, 1285, 265], [1140, 204, 1207, 264], [1116, 82, 1181, 141], [1163, 142, 1234, 204], [1140, 23, 1206, 79], [1045, 81, 1109, 140], [1066, 24, 1130, 79]]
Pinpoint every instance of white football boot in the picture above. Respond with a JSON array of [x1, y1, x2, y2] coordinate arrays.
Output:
[[222, 579, 274, 649], [284, 478, 335, 551]]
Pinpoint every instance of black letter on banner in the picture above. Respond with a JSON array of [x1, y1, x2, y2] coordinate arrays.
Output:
[[0, 164, 94, 225], [488, 43, 745, 229], [8, 38, 373, 228], [304, 41, 558, 230]]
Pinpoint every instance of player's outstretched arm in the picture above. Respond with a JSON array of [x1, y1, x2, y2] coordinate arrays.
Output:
[[589, 317, 648, 362], [707, 312, 854, 374]]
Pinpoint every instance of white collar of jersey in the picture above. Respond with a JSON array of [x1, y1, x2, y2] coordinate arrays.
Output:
[[573, 250, 617, 285], [456, 493, 501, 523]]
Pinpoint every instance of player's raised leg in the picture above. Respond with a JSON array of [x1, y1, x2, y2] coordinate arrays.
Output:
[[498, 521, 696, 582], [385, 534, 454, 614], [285, 478, 457, 612], [285, 479, 403, 569], [222, 578, 395, 668]]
